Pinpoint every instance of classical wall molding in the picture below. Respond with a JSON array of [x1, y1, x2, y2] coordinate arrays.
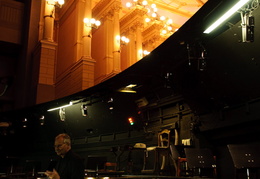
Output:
[[0, 0, 24, 44], [0, 0, 24, 29], [120, 7, 146, 31], [40, 40, 58, 50], [93, 0, 122, 22], [142, 23, 166, 49]]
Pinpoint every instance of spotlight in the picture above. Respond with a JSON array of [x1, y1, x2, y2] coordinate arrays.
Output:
[[108, 98, 114, 111], [39, 115, 45, 125], [164, 72, 174, 88], [198, 50, 207, 71], [22, 118, 27, 128], [59, 108, 66, 121], [81, 104, 88, 116]]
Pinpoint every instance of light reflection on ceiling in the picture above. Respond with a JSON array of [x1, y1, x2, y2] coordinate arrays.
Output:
[[93, 0, 208, 28]]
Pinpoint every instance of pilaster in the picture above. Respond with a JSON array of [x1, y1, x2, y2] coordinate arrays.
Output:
[[142, 22, 166, 51], [34, 40, 57, 104], [92, 0, 122, 82], [55, 57, 96, 99], [120, 7, 146, 64]]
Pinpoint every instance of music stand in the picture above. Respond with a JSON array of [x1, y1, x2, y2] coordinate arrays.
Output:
[[228, 144, 260, 179], [184, 148, 216, 177]]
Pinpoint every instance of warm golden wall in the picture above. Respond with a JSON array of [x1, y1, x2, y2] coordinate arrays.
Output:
[[92, 25, 107, 84], [56, 11, 77, 76], [36, 0, 195, 103]]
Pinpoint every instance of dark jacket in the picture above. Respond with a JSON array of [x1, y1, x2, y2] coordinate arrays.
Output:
[[55, 150, 85, 179]]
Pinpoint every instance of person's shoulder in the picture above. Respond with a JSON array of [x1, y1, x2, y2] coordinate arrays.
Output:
[[70, 150, 84, 161]]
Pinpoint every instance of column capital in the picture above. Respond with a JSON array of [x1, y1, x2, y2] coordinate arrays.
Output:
[[120, 7, 147, 31], [93, 0, 122, 21]]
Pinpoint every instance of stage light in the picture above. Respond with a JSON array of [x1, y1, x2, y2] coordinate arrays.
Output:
[[204, 0, 250, 34], [108, 98, 114, 111], [22, 118, 27, 128], [47, 99, 83, 112], [81, 104, 88, 116], [59, 108, 66, 121], [117, 84, 137, 93], [39, 115, 45, 125], [47, 102, 72, 111]]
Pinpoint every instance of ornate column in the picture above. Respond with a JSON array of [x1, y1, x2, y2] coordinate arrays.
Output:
[[35, 0, 59, 103], [113, 8, 121, 73], [142, 23, 166, 52], [76, 0, 96, 90], [134, 21, 144, 61], [54, 0, 96, 99], [120, 7, 146, 67], [43, 0, 55, 41], [93, 0, 122, 82], [82, 0, 92, 59]]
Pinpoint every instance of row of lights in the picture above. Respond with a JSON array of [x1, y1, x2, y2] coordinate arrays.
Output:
[[83, 18, 101, 29], [126, 0, 176, 37], [47, 0, 149, 56], [19, 105, 135, 127], [116, 35, 130, 45], [139, 49, 150, 56], [50, 0, 252, 36]]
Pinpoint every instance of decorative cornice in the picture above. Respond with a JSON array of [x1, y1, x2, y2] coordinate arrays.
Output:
[[93, 0, 122, 21], [40, 40, 58, 49], [142, 33, 165, 48], [0, 0, 24, 30], [120, 7, 147, 30], [141, 22, 166, 46], [142, 22, 163, 38], [122, 20, 144, 35]]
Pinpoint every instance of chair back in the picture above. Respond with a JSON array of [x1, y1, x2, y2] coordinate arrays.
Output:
[[158, 129, 171, 148]]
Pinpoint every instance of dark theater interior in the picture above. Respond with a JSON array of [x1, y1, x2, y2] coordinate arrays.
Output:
[[1, 0, 260, 178]]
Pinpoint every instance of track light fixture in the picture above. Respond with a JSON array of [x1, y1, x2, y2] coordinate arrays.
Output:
[[204, 0, 250, 34], [108, 98, 114, 111], [59, 108, 66, 121], [39, 115, 45, 125], [47, 99, 83, 112], [81, 104, 88, 116]]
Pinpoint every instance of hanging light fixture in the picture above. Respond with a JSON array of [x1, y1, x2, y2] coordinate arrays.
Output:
[[81, 104, 88, 116]]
